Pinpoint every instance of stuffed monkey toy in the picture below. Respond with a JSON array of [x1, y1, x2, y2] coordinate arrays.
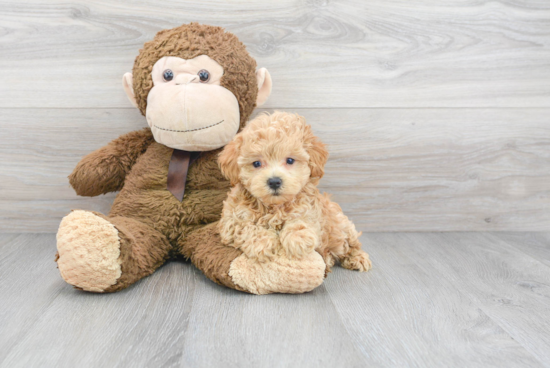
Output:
[[55, 23, 327, 294]]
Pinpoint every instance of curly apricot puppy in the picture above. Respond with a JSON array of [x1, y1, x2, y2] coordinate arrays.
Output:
[[218, 112, 371, 272]]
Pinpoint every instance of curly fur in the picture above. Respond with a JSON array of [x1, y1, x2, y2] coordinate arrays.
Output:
[[218, 112, 372, 272]]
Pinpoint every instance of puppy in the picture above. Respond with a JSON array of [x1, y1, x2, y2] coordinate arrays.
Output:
[[218, 112, 371, 272]]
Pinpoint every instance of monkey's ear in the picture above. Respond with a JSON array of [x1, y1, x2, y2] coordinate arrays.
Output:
[[122, 72, 139, 109], [218, 135, 243, 185], [256, 68, 272, 106]]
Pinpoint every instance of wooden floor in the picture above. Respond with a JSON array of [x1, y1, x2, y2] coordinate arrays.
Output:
[[1, 232, 549, 368]]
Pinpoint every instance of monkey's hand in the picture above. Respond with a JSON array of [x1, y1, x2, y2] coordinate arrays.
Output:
[[69, 128, 154, 196], [279, 220, 319, 259], [228, 250, 326, 295]]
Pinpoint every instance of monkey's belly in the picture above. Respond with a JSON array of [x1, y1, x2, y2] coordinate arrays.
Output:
[[110, 187, 228, 243]]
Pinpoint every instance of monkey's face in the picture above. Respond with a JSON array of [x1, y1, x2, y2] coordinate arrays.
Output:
[[137, 55, 239, 151], [124, 24, 273, 152]]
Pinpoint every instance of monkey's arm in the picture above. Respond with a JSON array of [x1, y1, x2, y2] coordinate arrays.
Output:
[[69, 128, 155, 196]]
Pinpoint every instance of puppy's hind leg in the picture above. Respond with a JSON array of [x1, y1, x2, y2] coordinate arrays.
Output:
[[325, 200, 372, 272], [340, 246, 372, 272], [339, 226, 372, 272]]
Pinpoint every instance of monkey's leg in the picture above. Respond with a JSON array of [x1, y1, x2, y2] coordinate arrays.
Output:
[[56, 210, 171, 293], [179, 222, 327, 295], [179, 222, 245, 291]]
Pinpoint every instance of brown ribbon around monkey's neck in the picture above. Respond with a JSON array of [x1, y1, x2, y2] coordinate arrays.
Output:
[[167, 150, 201, 202]]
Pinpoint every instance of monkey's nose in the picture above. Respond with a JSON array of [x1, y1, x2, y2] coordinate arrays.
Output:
[[267, 177, 282, 190], [175, 74, 198, 85]]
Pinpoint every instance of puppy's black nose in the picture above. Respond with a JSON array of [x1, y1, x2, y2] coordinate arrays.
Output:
[[267, 177, 282, 190]]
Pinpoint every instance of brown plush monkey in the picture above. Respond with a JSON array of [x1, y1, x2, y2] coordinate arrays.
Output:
[[55, 23, 326, 294]]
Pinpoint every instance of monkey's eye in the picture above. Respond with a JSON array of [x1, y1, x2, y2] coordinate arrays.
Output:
[[198, 69, 210, 82], [286, 158, 295, 165], [163, 69, 174, 81], [252, 161, 262, 168]]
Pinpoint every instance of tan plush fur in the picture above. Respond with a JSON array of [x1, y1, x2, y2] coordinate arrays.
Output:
[[56, 211, 122, 292], [219, 112, 372, 272], [229, 251, 326, 295]]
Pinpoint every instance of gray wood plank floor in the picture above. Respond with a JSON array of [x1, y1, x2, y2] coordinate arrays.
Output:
[[1, 232, 549, 368]]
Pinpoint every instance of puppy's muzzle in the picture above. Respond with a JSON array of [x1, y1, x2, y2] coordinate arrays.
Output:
[[267, 177, 282, 191]]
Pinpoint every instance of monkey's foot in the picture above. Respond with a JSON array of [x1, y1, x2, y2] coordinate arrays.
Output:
[[56, 210, 122, 292], [228, 251, 326, 295]]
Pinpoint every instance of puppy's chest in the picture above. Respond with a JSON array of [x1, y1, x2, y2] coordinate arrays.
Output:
[[252, 210, 306, 231]]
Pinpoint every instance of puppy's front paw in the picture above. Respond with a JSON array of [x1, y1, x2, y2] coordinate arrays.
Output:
[[281, 228, 318, 259], [239, 229, 280, 262]]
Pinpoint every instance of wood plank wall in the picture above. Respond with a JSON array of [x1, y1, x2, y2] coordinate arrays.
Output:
[[0, 0, 549, 232]]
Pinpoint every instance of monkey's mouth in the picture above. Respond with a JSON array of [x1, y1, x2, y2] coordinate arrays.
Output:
[[153, 120, 224, 133]]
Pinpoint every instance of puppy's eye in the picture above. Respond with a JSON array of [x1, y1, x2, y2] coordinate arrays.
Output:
[[163, 69, 174, 81], [286, 158, 295, 165], [198, 69, 210, 82], [252, 161, 262, 168]]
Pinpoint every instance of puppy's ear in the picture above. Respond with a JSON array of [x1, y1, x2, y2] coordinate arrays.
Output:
[[304, 126, 329, 179], [218, 134, 243, 185]]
